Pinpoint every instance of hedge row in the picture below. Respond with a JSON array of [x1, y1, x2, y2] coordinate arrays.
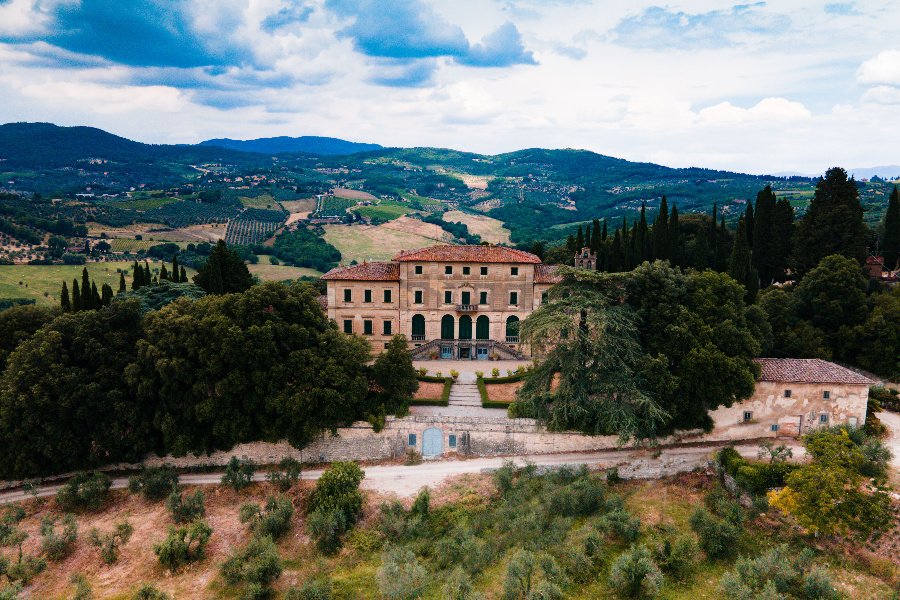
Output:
[[717, 447, 797, 495], [476, 376, 517, 409]]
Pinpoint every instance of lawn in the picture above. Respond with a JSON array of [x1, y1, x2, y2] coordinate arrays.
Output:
[[352, 201, 411, 222], [0, 262, 150, 306], [249, 258, 322, 282], [239, 194, 282, 210], [443, 210, 511, 244]]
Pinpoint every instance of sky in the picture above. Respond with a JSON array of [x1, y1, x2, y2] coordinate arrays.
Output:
[[0, 0, 898, 175]]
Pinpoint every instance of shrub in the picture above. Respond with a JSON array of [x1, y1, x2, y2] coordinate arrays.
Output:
[[166, 489, 206, 524], [88, 522, 133, 565], [442, 567, 484, 600], [70, 573, 92, 600], [4, 556, 46, 585], [267, 457, 302, 492], [608, 544, 664, 599], [40, 514, 78, 561], [561, 545, 594, 584], [491, 368, 500, 378], [222, 457, 256, 491], [704, 485, 746, 526], [690, 508, 739, 560], [307, 461, 365, 551], [377, 545, 429, 599], [502, 550, 561, 600], [0, 584, 21, 600], [651, 535, 698, 581], [240, 496, 294, 540], [57, 472, 111, 512], [220, 535, 283, 594], [128, 466, 179, 501], [307, 506, 349, 555], [286, 577, 333, 600], [719, 545, 839, 600], [411, 488, 430, 518], [133, 584, 172, 600], [405, 449, 422, 465], [548, 476, 605, 517], [154, 520, 213, 572], [598, 508, 641, 543]]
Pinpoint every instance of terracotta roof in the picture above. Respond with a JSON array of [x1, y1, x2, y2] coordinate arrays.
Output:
[[754, 358, 873, 385], [393, 244, 542, 264], [535, 264, 562, 283], [321, 262, 400, 281]]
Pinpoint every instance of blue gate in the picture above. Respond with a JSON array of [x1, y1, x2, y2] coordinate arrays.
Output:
[[422, 428, 443, 457]]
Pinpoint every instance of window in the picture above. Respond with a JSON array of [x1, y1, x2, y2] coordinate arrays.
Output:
[[408, 434, 416, 446], [445, 265, 453, 275], [364, 289, 372, 303], [541, 291, 548, 303], [363, 320, 373, 335], [383, 320, 392, 335], [771, 424, 780, 432], [463, 266, 470, 275], [480, 266, 488, 276], [414, 290, 423, 304], [343, 289, 352, 302], [444, 290, 452, 304], [479, 291, 488, 305], [819, 414, 829, 424], [461, 291, 471, 305], [383, 289, 392, 303], [509, 291, 519, 305], [414, 265, 423, 275], [343, 319, 352, 334], [743, 411, 753, 422], [511, 267, 519, 276], [448, 434, 457, 448], [822, 391, 830, 399], [784, 389, 792, 398]]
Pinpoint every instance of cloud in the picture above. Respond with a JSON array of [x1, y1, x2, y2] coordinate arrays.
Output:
[[698, 97, 811, 125], [857, 50, 900, 86], [457, 22, 537, 67], [367, 58, 437, 88], [610, 3, 790, 50], [261, 1, 314, 32], [861, 85, 900, 105], [326, 0, 468, 59], [824, 3, 860, 16]]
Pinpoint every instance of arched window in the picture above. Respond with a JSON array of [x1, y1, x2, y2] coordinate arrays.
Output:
[[505, 316, 520, 342], [459, 315, 472, 340], [476, 315, 490, 340], [411, 314, 425, 340], [440, 315, 455, 340]]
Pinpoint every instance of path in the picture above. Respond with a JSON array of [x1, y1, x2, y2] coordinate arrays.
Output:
[[0, 442, 802, 505], [878, 409, 900, 473]]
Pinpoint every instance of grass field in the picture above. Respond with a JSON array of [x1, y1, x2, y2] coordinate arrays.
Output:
[[333, 187, 379, 201], [239, 194, 282, 210], [103, 196, 180, 211], [107, 239, 190, 252], [323, 220, 448, 262], [443, 210, 511, 244], [319, 197, 358, 215], [351, 201, 411, 222], [249, 258, 322, 282], [400, 192, 445, 211], [280, 199, 317, 214]]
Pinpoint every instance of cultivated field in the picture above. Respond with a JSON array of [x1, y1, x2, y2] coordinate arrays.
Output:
[[443, 210, 511, 244], [0, 261, 195, 306], [249, 259, 322, 282], [280, 199, 317, 214], [239, 194, 282, 210], [323, 217, 451, 262], [88, 223, 227, 244], [351, 201, 411, 222], [333, 188, 379, 201]]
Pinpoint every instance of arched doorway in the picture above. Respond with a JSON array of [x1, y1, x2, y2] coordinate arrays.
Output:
[[411, 314, 425, 340], [459, 315, 472, 340], [440, 315, 455, 340], [505, 316, 520, 343], [475, 315, 490, 340]]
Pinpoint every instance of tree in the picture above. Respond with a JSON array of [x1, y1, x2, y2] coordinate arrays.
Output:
[[652, 196, 669, 261], [239, 496, 294, 540], [166, 489, 206, 524], [0, 304, 57, 371], [193, 240, 253, 294], [307, 462, 365, 553], [842, 286, 900, 379], [72, 279, 81, 312], [222, 457, 256, 491], [882, 185, 900, 270], [88, 522, 133, 565], [668, 204, 681, 267], [101, 283, 113, 307], [159, 263, 169, 281], [727, 217, 758, 302], [794, 254, 868, 343], [220, 535, 283, 597], [756, 288, 830, 359], [119, 272, 127, 293], [172, 255, 180, 283], [608, 544, 664, 599], [154, 520, 213, 572], [179, 266, 187, 283], [81, 268, 91, 310], [744, 201, 754, 247], [377, 545, 428, 600], [39, 514, 77, 561], [132, 261, 144, 290], [751, 185, 779, 284], [793, 167, 867, 275], [371, 335, 418, 415], [60, 281, 71, 312]]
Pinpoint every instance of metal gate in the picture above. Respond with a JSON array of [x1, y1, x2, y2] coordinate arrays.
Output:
[[422, 428, 443, 457]]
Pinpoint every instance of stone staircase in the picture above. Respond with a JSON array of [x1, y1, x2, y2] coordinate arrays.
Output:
[[448, 380, 482, 408]]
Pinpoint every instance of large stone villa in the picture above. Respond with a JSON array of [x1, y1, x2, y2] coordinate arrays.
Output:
[[322, 245, 561, 359]]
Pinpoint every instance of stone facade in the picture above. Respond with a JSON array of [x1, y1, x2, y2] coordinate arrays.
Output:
[[322, 245, 561, 355]]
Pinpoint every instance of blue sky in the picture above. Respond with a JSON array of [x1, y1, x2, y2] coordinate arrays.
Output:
[[0, 0, 898, 173]]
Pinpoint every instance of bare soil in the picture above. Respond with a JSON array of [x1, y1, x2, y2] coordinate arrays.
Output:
[[414, 382, 445, 400], [485, 381, 523, 402]]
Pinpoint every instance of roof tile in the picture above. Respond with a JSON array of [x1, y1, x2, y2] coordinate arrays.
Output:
[[321, 262, 400, 281], [535, 264, 562, 283], [754, 358, 873, 385], [393, 245, 541, 264]]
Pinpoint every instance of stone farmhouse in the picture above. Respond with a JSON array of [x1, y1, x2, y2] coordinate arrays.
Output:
[[322, 245, 561, 358]]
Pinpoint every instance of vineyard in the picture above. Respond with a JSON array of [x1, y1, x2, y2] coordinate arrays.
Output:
[[223, 208, 286, 245], [145, 201, 242, 227], [316, 196, 357, 217]]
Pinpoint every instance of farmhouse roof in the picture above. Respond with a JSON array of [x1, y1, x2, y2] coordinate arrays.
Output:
[[754, 358, 873, 385], [321, 261, 400, 281], [393, 245, 542, 264], [534, 264, 563, 283]]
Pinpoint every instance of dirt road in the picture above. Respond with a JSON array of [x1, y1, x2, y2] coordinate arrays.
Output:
[[0, 442, 799, 505]]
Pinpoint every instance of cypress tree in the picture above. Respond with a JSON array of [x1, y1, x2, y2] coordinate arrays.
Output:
[[669, 204, 681, 267], [652, 196, 669, 261], [60, 281, 71, 312], [91, 282, 100, 309], [773, 198, 794, 282], [72, 279, 81, 312], [601, 220, 608, 242], [745, 201, 754, 247], [565, 234, 576, 256], [575, 225, 585, 250], [752, 185, 777, 284], [119, 272, 126, 293], [590, 218, 601, 253], [793, 167, 867, 275], [728, 216, 758, 302], [143, 262, 152, 286], [883, 185, 900, 270], [180, 266, 187, 283], [160, 263, 170, 281], [81, 268, 92, 310], [132, 261, 143, 290], [172, 255, 180, 282], [101, 283, 113, 307], [609, 229, 623, 272], [717, 215, 729, 271], [193, 240, 253, 294], [638, 202, 650, 262]]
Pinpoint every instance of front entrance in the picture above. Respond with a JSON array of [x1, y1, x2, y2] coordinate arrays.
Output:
[[422, 428, 443, 457], [476, 347, 489, 360], [460, 346, 471, 359], [440, 345, 453, 359]]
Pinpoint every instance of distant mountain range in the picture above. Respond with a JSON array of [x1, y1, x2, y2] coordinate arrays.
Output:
[[199, 136, 382, 156]]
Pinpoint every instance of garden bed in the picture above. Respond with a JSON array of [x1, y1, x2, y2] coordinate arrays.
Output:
[[410, 377, 452, 406]]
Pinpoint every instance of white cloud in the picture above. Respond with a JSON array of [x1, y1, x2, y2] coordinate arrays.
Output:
[[857, 50, 900, 86], [19, 80, 186, 114], [698, 98, 812, 125]]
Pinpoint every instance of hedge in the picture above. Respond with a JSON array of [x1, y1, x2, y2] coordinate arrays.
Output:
[[481, 373, 527, 384], [410, 378, 452, 406], [476, 376, 517, 409], [870, 386, 900, 412], [717, 447, 797, 495]]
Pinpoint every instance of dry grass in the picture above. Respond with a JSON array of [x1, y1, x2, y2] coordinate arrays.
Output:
[[442, 210, 511, 244], [248, 261, 322, 282], [87, 223, 227, 243], [323, 218, 450, 262], [333, 188, 378, 201], [485, 381, 523, 402], [280, 199, 317, 214]]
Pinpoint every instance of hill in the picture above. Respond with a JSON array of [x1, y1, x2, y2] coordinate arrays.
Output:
[[199, 135, 382, 155]]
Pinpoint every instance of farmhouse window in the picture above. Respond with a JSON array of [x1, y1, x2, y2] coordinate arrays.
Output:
[[463, 266, 470, 275], [784, 389, 792, 398], [445, 265, 453, 275], [509, 291, 519, 306], [449, 434, 457, 448], [481, 266, 488, 275], [343, 320, 353, 334], [383, 320, 392, 335], [363, 320, 373, 335], [743, 411, 753, 422], [511, 267, 519, 276], [383, 289, 392, 303], [364, 289, 372, 303], [479, 291, 488, 304], [343, 289, 352, 302], [771, 424, 779, 432], [819, 414, 829, 424], [408, 434, 417, 446], [414, 290, 423, 304], [444, 290, 453, 304], [415, 265, 423, 275], [822, 391, 830, 399]]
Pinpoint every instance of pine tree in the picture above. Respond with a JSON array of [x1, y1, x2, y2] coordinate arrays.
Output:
[[119, 272, 126, 293], [101, 284, 113, 307], [180, 266, 187, 283], [745, 201, 754, 247], [72, 279, 81, 312], [652, 196, 669, 261], [668, 204, 681, 267], [81, 268, 92, 310], [883, 185, 900, 270], [60, 281, 71, 312], [728, 217, 758, 302], [793, 167, 867, 275]]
